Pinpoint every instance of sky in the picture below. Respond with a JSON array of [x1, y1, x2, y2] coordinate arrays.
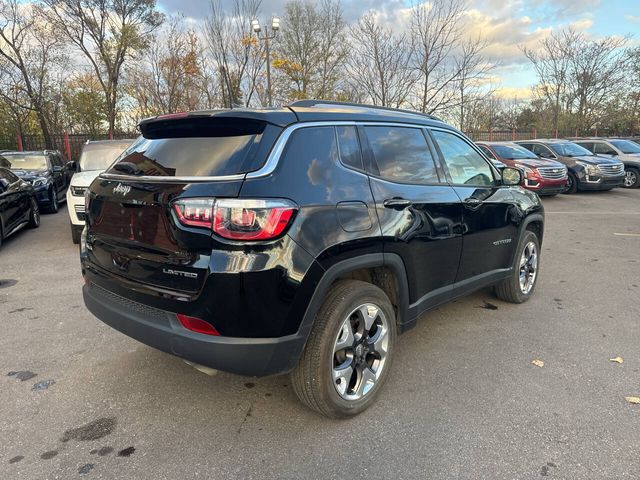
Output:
[[157, 0, 639, 99]]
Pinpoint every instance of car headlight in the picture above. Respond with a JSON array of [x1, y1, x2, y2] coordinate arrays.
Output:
[[520, 166, 535, 178], [32, 177, 48, 188], [71, 185, 87, 196], [575, 161, 598, 175]]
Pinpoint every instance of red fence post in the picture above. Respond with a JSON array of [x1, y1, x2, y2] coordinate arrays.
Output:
[[512, 128, 515, 141], [533, 128, 537, 139], [17, 130, 23, 151], [594, 127, 598, 137], [64, 131, 71, 161], [489, 129, 493, 142], [554, 129, 558, 139]]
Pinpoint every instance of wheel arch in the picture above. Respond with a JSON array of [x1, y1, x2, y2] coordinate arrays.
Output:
[[297, 253, 410, 347]]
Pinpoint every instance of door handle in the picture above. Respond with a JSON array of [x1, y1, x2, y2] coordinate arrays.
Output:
[[383, 198, 412, 210], [463, 198, 483, 209]]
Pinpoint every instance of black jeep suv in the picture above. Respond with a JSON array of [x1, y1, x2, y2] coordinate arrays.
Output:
[[81, 101, 544, 418]]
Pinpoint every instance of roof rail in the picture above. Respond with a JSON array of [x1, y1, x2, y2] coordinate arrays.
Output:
[[289, 99, 441, 122]]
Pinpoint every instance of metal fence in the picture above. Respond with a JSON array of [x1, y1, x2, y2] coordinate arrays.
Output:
[[463, 129, 635, 142]]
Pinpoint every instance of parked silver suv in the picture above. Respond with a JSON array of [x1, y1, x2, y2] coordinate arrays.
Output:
[[572, 138, 640, 189]]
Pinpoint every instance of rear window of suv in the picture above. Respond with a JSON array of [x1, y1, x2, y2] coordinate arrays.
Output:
[[107, 117, 281, 177]]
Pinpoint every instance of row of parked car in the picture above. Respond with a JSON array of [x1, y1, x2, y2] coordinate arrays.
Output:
[[0, 140, 133, 248], [0, 132, 638, 249], [477, 137, 640, 195]]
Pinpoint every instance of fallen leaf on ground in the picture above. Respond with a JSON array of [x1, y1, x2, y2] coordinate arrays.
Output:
[[609, 357, 624, 364], [532, 359, 545, 368], [625, 396, 640, 404]]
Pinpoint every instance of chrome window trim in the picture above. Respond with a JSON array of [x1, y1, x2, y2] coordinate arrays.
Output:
[[246, 121, 357, 179]]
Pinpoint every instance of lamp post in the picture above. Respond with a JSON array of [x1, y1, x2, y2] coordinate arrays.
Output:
[[252, 16, 280, 107]]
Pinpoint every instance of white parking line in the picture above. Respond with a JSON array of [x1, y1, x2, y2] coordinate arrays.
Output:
[[613, 233, 640, 237]]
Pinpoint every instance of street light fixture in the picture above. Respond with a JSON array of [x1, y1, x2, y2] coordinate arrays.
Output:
[[252, 16, 280, 107]]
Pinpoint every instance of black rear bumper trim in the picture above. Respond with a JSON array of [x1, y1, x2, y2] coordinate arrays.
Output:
[[83, 283, 306, 377]]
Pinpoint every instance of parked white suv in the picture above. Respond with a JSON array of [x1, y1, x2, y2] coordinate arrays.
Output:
[[67, 139, 134, 243]]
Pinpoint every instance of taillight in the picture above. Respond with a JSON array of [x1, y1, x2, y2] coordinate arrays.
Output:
[[177, 314, 220, 336], [172, 198, 297, 241], [173, 198, 214, 228]]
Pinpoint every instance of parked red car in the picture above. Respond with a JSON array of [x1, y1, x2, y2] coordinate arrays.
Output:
[[476, 141, 568, 196]]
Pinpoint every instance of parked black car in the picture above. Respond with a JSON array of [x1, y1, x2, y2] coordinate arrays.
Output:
[[516, 139, 625, 193], [3, 150, 75, 213], [81, 101, 544, 418], [0, 167, 40, 249]]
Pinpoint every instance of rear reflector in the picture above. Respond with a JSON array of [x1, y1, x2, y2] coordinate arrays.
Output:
[[177, 314, 220, 336]]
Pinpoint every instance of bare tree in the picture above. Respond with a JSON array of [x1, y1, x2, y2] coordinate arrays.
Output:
[[569, 34, 629, 130], [205, 0, 264, 108], [410, 0, 471, 115], [454, 36, 493, 130], [273, 0, 347, 102], [41, 0, 163, 136], [128, 16, 212, 117], [346, 13, 415, 108], [521, 29, 577, 132], [0, 0, 66, 146]]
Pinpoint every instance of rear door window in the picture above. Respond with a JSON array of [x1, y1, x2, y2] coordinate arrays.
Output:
[[107, 118, 280, 177], [363, 126, 440, 184]]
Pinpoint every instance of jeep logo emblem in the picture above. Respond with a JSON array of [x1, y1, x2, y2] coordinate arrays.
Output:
[[113, 183, 131, 196]]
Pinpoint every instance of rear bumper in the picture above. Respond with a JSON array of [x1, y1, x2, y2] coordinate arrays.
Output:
[[82, 282, 306, 377]]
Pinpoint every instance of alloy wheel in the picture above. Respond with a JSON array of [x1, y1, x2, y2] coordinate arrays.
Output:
[[519, 241, 538, 294], [332, 303, 389, 401], [624, 170, 637, 188]]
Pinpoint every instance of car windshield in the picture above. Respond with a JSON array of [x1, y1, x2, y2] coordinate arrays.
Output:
[[5, 153, 48, 170], [80, 142, 132, 171], [609, 140, 640, 154], [493, 145, 537, 159], [548, 142, 593, 157]]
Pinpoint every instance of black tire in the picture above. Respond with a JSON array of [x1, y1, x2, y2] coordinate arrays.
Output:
[[495, 230, 540, 304], [70, 222, 81, 244], [28, 197, 40, 228], [623, 167, 639, 189], [291, 280, 396, 418], [563, 172, 578, 194], [47, 188, 59, 214]]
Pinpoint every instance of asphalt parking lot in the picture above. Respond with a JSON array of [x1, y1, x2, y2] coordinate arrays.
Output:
[[1, 188, 639, 479]]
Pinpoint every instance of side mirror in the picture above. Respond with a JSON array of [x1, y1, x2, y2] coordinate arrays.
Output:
[[0, 178, 9, 191], [67, 161, 78, 171], [502, 167, 522, 186]]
